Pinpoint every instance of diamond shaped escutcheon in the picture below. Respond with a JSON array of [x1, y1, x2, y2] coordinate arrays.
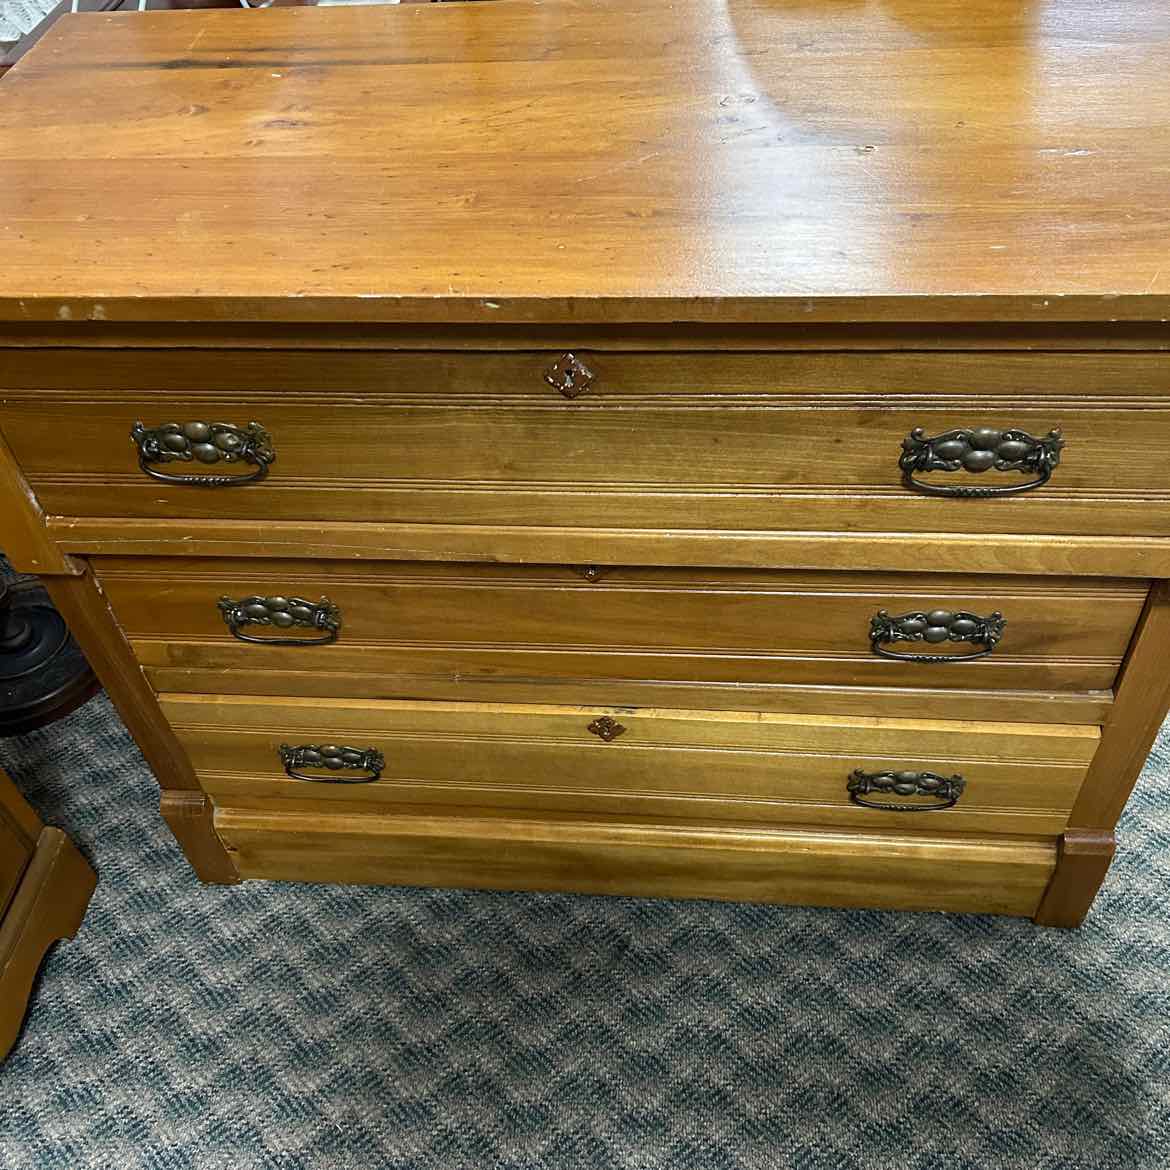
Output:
[[543, 352, 596, 399]]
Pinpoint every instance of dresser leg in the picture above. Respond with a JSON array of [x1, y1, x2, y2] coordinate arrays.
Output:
[[1033, 830, 1116, 928], [0, 827, 97, 1062], [40, 570, 239, 885], [160, 792, 238, 885]]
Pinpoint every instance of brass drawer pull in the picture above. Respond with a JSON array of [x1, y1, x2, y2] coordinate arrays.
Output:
[[899, 426, 1063, 497], [870, 608, 1004, 663], [847, 768, 965, 811], [218, 595, 341, 646], [544, 352, 596, 399], [587, 715, 626, 741], [279, 743, 384, 784], [130, 420, 275, 486]]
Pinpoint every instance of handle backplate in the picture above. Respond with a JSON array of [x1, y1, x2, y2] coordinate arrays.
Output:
[[279, 744, 384, 784], [870, 608, 1004, 663], [899, 426, 1063, 497], [218, 595, 341, 645], [847, 768, 965, 811], [131, 420, 275, 486]]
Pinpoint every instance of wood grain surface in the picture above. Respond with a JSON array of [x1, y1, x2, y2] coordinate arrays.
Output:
[[6, 347, 1170, 538], [0, 769, 39, 924], [161, 693, 1098, 837], [49, 517, 1170, 579], [0, 767, 96, 1063], [214, 808, 1057, 916], [0, 426, 80, 576], [42, 572, 203, 793], [1072, 580, 1170, 829], [1033, 829, 1116, 928], [0, 826, 95, 1062], [1, 0, 1168, 324], [95, 557, 1146, 696]]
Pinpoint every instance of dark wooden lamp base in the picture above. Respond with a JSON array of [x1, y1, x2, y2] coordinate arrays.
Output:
[[0, 578, 100, 738]]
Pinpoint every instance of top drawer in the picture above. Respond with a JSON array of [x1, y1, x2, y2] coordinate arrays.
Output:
[[3, 348, 1170, 536]]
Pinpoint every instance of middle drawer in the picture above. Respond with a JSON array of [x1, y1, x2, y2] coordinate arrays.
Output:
[[97, 559, 1143, 715]]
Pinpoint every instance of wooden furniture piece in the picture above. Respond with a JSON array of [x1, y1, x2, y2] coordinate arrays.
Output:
[[0, 766, 95, 1061], [2, 2, 119, 83], [0, 0, 313, 82], [1, 0, 1168, 926]]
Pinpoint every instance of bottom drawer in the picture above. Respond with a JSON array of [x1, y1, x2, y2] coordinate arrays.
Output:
[[213, 808, 1057, 917], [161, 694, 1100, 837]]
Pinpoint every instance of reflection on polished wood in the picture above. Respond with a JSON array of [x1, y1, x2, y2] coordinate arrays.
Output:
[[0, 0, 1168, 324]]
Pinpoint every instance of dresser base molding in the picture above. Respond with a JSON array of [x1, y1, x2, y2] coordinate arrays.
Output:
[[0, 826, 96, 1061], [214, 808, 1056, 918], [1033, 831, 1116, 929]]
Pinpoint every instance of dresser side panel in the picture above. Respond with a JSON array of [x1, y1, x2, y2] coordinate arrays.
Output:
[[40, 570, 238, 884], [0, 426, 79, 576], [1070, 580, 1170, 829]]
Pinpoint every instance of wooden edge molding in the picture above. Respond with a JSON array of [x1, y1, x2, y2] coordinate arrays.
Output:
[[4, 321, 1170, 352], [1033, 830, 1117, 928], [1071, 579, 1170, 829], [0, 428, 82, 576], [0, 827, 96, 1062], [4, 293, 1170, 327], [160, 792, 239, 885], [46, 517, 1170, 578], [40, 570, 239, 881]]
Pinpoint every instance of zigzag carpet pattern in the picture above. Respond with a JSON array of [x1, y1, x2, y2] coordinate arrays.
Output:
[[1, 690, 1168, 1169]]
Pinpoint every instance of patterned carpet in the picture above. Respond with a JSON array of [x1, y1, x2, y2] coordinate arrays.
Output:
[[1, 688, 1169, 1168]]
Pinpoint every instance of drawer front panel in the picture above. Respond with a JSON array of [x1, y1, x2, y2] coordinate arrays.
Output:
[[214, 808, 1057, 917], [98, 559, 1145, 697], [4, 349, 1170, 536], [162, 695, 1099, 837]]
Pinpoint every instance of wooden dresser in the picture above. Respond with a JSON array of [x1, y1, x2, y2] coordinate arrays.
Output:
[[1, 0, 1168, 925]]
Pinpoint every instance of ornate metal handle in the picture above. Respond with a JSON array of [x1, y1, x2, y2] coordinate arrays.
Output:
[[899, 427, 1063, 497], [218, 595, 341, 646], [870, 608, 1004, 663], [279, 744, 384, 784], [130, 421, 275, 486], [847, 769, 965, 811]]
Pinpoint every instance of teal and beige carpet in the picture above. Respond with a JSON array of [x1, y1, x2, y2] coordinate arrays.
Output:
[[1, 687, 1169, 1168]]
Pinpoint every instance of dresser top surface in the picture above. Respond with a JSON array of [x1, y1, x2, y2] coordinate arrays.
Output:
[[1, 0, 1168, 326]]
